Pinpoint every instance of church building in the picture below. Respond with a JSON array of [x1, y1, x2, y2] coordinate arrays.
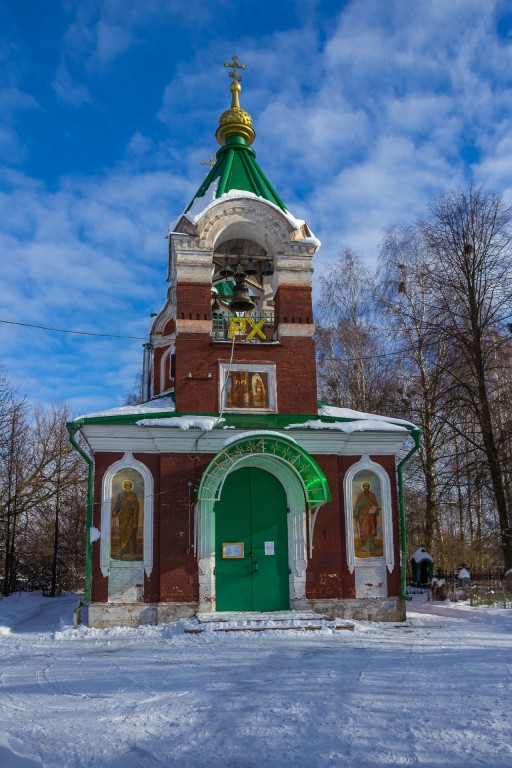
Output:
[[68, 57, 421, 628]]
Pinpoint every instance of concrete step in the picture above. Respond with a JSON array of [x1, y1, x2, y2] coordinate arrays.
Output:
[[184, 611, 354, 634], [196, 611, 337, 624]]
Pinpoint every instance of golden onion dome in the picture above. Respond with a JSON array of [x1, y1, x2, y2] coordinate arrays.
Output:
[[216, 55, 256, 147]]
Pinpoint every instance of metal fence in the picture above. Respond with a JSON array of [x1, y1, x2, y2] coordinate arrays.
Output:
[[211, 312, 277, 343], [407, 568, 511, 607], [470, 590, 512, 608]]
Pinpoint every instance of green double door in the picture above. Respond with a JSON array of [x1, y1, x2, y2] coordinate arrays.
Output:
[[215, 467, 289, 612]]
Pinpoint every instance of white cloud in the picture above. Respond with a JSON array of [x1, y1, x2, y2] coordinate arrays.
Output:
[[60, 0, 221, 72], [241, 0, 512, 267], [52, 60, 93, 106], [0, 161, 190, 410], [3, 0, 512, 410], [127, 132, 152, 156], [0, 88, 39, 162]]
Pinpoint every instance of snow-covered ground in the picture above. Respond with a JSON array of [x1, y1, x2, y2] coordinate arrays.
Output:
[[0, 593, 511, 767]]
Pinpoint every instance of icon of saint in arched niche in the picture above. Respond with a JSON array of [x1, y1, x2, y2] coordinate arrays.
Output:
[[250, 372, 267, 407], [352, 471, 383, 558], [110, 469, 144, 561]]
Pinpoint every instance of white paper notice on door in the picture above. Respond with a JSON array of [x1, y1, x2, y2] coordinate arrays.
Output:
[[264, 541, 275, 555]]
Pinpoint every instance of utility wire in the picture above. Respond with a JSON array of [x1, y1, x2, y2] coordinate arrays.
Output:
[[2, 315, 508, 366], [0, 318, 146, 340], [0, 315, 435, 363], [316, 348, 418, 363]]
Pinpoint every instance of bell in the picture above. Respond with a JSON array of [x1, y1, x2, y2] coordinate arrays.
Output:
[[229, 281, 256, 313], [219, 258, 234, 278], [233, 262, 247, 280], [262, 260, 274, 276], [244, 258, 258, 277]]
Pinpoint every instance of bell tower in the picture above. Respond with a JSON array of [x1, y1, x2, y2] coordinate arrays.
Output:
[[72, 56, 416, 628], [149, 57, 320, 416]]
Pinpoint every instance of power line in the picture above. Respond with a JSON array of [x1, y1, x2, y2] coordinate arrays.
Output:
[[0, 318, 146, 340], [2, 316, 507, 366], [316, 347, 417, 363], [0, 317, 431, 362]]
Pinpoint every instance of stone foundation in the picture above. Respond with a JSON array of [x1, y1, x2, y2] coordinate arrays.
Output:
[[87, 602, 198, 628], [86, 597, 405, 628], [305, 597, 406, 622]]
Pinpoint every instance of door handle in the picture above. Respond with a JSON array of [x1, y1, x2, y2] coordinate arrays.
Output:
[[254, 561, 259, 573]]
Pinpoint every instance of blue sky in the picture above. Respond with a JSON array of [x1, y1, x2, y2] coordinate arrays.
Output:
[[1, 0, 512, 415]]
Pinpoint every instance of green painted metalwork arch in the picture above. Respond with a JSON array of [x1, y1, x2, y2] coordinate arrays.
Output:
[[197, 432, 331, 505]]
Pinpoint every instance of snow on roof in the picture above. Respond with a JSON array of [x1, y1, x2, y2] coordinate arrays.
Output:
[[136, 415, 223, 430], [411, 547, 433, 562], [224, 430, 298, 447], [77, 396, 176, 421], [182, 178, 220, 225], [170, 188, 320, 246], [286, 419, 408, 433], [318, 404, 416, 429]]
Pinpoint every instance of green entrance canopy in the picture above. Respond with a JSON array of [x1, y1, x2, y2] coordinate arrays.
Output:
[[197, 433, 331, 505]]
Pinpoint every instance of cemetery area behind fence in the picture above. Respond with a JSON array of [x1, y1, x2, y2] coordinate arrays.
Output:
[[407, 568, 512, 608]]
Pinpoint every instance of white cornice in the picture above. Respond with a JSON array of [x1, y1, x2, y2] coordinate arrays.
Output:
[[279, 324, 315, 337], [80, 424, 407, 456], [151, 335, 175, 349], [176, 319, 211, 333]]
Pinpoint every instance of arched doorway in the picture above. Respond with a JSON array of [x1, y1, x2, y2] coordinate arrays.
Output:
[[195, 433, 331, 613], [215, 466, 289, 611]]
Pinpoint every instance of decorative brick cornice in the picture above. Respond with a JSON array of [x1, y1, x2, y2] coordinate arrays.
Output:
[[196, 198, 304, 256], [151, 286, 176, 337]]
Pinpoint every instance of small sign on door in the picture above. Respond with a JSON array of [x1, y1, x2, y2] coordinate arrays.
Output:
[[264, 541, 275, 555], [222, 542, 244, 559]]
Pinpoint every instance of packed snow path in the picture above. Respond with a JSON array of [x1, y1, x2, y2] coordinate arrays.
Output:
[[0, 594, 511, 767]]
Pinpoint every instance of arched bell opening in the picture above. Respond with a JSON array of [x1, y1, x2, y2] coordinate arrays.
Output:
[[211, 236, 276, 340], [212, 238, 274, 314]]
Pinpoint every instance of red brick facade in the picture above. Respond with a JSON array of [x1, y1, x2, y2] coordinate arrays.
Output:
[[152, 278, 318, 413], [92, 450, 401, 604], [274, 285, 313, 325], [172, 334, 317, 414]]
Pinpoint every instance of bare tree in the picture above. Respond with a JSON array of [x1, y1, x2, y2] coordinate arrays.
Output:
[[123, 371, 142, 406], [315, 249, 396, 413], [420, 184, 512, 583], [0, 368, 87, 596], [29, 405, 87, 595], [380, 225, 449, 557]]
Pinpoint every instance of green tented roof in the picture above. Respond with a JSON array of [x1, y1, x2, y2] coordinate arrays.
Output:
[[184, 135, 286, 215], [214, 281, 234, 297]]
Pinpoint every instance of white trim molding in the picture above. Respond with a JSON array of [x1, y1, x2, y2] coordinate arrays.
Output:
[[343, 455, 394, 576], [159, 344, 175, 394], [100, 452, 154, 579]]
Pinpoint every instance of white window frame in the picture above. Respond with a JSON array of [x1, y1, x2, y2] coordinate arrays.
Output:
[[100, 452, 154, 578], [344, 455, 394, 574], [218, 362, 277, 413]]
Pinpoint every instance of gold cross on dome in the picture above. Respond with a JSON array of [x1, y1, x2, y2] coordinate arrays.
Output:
[[224, 55, 246, 83], [200, 153, 215, 175]]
